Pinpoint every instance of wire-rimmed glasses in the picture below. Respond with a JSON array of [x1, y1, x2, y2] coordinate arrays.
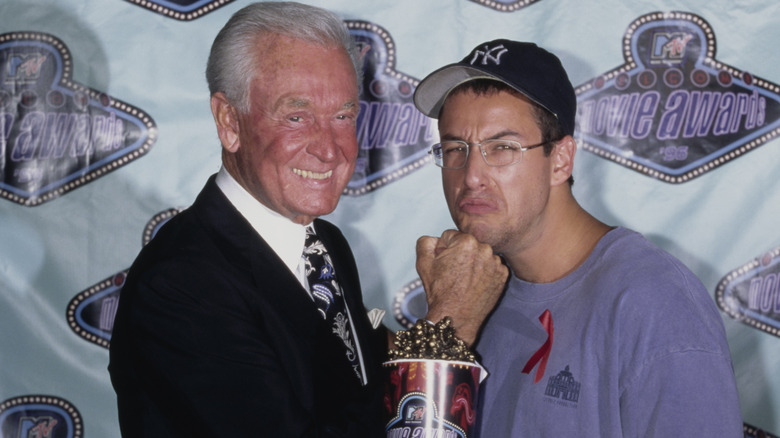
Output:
[[429, 139, 547, 169]]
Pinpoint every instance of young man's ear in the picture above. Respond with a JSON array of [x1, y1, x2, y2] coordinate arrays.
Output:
[[210, 92, 241, 153], [550, 135, 576, 187]]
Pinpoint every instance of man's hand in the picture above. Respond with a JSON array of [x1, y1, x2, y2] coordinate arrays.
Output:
[[416, 229, 509, 346]]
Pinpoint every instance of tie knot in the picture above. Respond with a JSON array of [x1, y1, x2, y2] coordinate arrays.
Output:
[[304, 227, 324, 254]]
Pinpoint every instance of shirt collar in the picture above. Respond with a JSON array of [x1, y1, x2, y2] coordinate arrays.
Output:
[[215, 166, 307, 274]]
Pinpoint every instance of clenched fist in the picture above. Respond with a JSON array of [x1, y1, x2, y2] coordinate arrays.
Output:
[[416, 229, 509, 346]]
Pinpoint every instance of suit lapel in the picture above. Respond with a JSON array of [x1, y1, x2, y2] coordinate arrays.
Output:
[[191, 179, 375, 403], [243, 218, 373, 396], [192, 178, 327, 406]]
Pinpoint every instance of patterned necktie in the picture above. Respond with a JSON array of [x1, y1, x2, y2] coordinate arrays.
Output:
[[302, 227, 363, 383]]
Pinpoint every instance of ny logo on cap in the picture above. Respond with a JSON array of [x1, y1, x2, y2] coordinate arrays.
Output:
[[470, 44, 508, 66]]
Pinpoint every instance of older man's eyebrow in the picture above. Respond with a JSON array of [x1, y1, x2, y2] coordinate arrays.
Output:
[[288, 98, 311, 108], [270, 96, 309, 112], [273, 97, 358, 112], [341, 100, 357, 110]]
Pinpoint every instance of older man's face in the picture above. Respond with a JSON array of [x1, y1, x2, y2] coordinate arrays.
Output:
[[222, 34, 359, 225]]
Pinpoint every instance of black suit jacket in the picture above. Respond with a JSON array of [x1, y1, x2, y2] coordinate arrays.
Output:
[[109, 176, 387, 437]]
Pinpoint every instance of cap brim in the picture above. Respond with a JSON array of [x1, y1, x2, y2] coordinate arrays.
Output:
[[413, 65, 495, 118], [413, 64, 555, 120]]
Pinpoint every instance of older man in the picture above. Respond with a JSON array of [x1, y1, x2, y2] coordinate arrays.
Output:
[[109, 3, 505, 437], [414, 39, 743, 436]]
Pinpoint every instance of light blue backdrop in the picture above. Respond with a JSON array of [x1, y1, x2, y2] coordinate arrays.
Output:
[[0, 0, 778, 436]]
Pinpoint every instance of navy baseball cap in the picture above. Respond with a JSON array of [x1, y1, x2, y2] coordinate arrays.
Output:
[[414, 39, 576, 136]]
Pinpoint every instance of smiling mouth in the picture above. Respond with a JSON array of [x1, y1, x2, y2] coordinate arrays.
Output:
[[293, 168, 333, 180]]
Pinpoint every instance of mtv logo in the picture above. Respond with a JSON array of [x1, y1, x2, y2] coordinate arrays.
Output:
[[406, 405, 425, 421], [3, 53, 47, 84], [18, 417, 58, 438], [650, 32, 693, 64], [0, 396, 83, 438]]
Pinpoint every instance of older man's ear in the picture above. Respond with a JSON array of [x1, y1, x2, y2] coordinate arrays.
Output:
[[210, 92, 241, 153]]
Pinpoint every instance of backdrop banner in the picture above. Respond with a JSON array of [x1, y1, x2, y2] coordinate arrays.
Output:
[[1, 0, 778, 436]]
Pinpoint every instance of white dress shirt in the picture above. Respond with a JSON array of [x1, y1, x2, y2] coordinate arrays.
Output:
[[215, 166, 309, 287]]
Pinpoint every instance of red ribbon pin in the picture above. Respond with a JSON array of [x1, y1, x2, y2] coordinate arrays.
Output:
[[521, 309, 553, 384]]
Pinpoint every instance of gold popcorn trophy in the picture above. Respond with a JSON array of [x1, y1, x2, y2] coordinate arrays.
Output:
[[383, 318, 484, 437]]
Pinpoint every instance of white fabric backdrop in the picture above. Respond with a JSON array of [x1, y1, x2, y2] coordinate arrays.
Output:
[[1, 0, 778, 436]]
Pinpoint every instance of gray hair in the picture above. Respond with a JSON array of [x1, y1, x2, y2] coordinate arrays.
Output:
[[205, 1, 361, 113]]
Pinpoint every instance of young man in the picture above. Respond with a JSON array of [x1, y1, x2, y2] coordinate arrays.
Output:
[[413, 39, 743, 436]]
